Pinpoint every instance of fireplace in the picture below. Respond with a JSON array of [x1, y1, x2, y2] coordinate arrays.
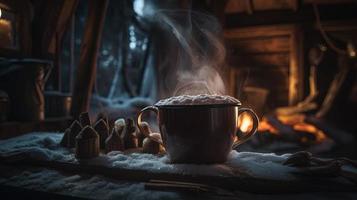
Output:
[[225, 19, 357, 158]]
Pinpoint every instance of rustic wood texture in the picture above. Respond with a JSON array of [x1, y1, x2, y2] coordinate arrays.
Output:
[[71, 0, 108, 118], [224, 0, 299, 14], [228, 37, 290, 53], [225, 25, 303, 107], [224, 3, 357, 28], [289, 25, 304, 105], [229, 53, 290, 67]]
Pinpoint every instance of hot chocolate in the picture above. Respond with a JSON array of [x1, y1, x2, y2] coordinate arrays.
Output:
[[155, 94, 241, 106], [137, 94, 258, 164]]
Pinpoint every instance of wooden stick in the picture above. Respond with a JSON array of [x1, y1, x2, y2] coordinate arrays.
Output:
[[148, 179, 235, 196], [316, 55, 350, 118], [145, 182, 207, 194]]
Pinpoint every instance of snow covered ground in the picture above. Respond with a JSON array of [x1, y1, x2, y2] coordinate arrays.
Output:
[[0, 167, 181, 200], [0, 132, 296, 180], [1, 166, 356, 200], [0, 132, 356, 200]]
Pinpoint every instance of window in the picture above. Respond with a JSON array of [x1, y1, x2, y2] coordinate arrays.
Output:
[[60, 0, 156, 112]]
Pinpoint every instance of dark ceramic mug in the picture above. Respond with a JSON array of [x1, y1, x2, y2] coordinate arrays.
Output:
[[137, 101, 259, 164]]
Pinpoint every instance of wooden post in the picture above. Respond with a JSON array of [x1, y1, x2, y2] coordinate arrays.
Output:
[[69, 15, 75, 93], [289, 25, 304, 105], [71, 0, 108, 118]]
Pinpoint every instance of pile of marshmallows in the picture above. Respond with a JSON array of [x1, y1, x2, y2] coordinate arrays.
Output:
[[60, 112, 163, 159]]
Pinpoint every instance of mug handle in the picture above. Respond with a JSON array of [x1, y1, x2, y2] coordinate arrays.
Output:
[[232, 108, 259, 149], [137, 106, 164, 145]]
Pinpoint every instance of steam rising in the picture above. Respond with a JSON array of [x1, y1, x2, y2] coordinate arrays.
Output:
[[153, 10, 227, 97]]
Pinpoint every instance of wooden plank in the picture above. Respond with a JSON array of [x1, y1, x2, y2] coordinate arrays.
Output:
[[225, 24, 303, 106], [304, 0, 356, 5], [313, 20, 357, 32], [229, 53, 290, 67], [246, 77, 288, 87], [224, 0, 247, 14], [227, 36, 290, 53], [252, 0, 298, 11], [245, 70, 290, 86], [228, 66, 290, 105], [224, 24, 296, 39], [71, 0, 109, 118], [224, 4, 357, 28], [225, 0, 299, 14]]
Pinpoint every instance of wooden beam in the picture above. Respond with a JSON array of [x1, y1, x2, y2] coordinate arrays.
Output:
[[245, 0, 254, 15], [225, 3, 357, 28], [32, 0, 78, 56], [31, 0, 78, 91], [47, 0, 79, 54], [71, 0, 109, 118], [32, 0, 65, 57], [289, 25, 304, 105]]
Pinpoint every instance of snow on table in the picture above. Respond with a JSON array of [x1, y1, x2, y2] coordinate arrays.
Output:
[[0, 132, 296, 180], [0, 167, 181, 200]]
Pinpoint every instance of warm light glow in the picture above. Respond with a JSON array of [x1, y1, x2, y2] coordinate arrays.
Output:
[[0, 8, 2, 18], [277, 114, 305, 125], [293, 122, 327, 143], [258, 118, 279, 134], [238, 112, 253, 133], [347, 42, 356, 58], [257, 115, 328, 144]]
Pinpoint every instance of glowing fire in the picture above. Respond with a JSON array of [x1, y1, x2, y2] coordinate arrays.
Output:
[[259, 115, 328, 144], [292, 122, 327, 143], [258, 117, 279, 134], [237, 111, 328, 144]]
